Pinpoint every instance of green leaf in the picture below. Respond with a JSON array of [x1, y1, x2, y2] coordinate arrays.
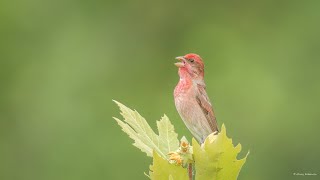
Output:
[[113, 100, 179, 159], [149, 151, 189, 180], [193, 124, 249, 180]]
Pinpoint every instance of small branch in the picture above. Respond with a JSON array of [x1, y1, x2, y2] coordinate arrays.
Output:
[[188, 163, 194, 180]]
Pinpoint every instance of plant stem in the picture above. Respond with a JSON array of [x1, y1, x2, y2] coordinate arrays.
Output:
[[188, 163, 195, 180]]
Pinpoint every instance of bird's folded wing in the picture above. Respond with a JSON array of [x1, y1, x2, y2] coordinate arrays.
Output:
[[196, 84, 219, 133]]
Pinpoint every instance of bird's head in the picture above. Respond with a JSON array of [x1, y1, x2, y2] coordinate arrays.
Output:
[[175, 53, 204, 79]]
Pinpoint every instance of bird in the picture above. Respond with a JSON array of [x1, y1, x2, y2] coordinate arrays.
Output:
[[174, 53, 218, 143]]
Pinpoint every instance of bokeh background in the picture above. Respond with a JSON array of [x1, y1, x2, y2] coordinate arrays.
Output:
[[1, 0, 319, 179]]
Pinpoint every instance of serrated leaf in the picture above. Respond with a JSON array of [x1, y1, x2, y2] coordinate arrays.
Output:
[[149, 151, 189, 180], [157, 115, 179, 154], [113, 100, 179, 159], [193, 124, 249, 180]]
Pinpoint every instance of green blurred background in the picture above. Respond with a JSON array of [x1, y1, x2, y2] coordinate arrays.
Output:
[[1, 0, 319, 179]]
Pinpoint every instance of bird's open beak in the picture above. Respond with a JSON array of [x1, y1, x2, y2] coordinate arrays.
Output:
[[175, 56, 185, 67]]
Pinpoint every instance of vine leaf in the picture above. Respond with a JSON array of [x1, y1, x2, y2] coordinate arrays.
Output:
[[149, 151, 188, 180], [193, 124, 249, 180], [113, 100, 179, 159]]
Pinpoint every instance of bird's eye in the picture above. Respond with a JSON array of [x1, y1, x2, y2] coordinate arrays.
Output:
[[189, 59, 194, 63]]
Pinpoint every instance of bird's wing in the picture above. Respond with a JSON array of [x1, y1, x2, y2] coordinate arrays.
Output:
[[196, 83, 219, 132]]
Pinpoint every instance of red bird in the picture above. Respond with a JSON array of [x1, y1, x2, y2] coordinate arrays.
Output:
[[174, 53, 218, 143]]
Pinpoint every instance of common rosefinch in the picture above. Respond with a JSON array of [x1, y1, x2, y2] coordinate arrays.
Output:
[[174, 53, 218, 143]]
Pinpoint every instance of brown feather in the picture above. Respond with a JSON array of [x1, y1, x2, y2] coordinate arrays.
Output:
[[196, 84, 219, 133]]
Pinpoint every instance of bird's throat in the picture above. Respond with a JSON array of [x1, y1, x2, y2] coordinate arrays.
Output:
[[175, 68, 193, 97], [178, 68, 191, 80]]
